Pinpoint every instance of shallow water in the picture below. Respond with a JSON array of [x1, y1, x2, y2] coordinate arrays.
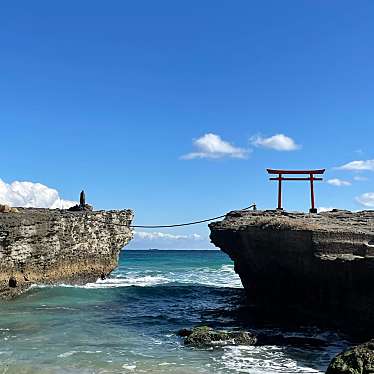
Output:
[[0, 250, 347, 373]]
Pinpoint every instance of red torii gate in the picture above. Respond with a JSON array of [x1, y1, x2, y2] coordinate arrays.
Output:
[[267, 169, 325, 213]]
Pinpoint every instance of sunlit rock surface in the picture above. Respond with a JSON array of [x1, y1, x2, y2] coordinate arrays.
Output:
[[0, 208, 133, 298]]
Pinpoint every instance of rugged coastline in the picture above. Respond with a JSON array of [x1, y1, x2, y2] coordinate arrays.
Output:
[[209, 209, 374, 337], [0, 208, 133, 298]]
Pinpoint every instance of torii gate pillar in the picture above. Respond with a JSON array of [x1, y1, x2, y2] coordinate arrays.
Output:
[[267, 169, 325, 213]]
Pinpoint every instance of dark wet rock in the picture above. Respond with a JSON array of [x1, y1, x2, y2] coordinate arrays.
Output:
[[326, 340, 374, 374], [209, 209, 374, 337], [178, 326, 329, 350], [177, 328, 192, 338], [8, 277, 17, 288], [0, 208, 133, 298], [179, 326, 257, 347]]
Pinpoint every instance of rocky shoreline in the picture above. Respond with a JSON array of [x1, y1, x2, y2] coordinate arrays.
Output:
[[0, 208, 133, 298], [209, 209, 374, 373], [2, 206, 373, 372], [209, 209, 374, 337]]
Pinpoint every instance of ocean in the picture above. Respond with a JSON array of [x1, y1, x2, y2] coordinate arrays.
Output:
[[0, 250, 347, 373]]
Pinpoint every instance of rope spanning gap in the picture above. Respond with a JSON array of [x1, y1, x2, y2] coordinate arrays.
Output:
[[130, 203, 257, 228], [90, 204, 256, 228]]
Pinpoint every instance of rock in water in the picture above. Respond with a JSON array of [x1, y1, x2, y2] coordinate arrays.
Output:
[[326, 340, 374, 374], [209, 209, 374, 337], [0, 208, 133, 298], [179, 326, 257, 347]]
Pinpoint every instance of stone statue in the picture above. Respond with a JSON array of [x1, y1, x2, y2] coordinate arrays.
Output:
[[68, 190, 93, 212], [80, 190, 86, 207]]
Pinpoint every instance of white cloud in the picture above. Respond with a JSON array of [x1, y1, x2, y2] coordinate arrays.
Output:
[[337, 160, 374, 171], [251, 134, 300, 151], [129, 230, 214, 250], [354, 176, 369, 182], [134, 231, 202, 241], [0, 179, 77, 209], [356, 192, 374, 208], [326, 178, 351, 187], [181, 133, 249, 160]]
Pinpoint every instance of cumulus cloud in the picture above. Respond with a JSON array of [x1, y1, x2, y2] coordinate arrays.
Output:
[[181, 133, 249, 160], [326, 178, 351, 187], [251, 134, 300, 151], [356, 192, 374, 208], [337, 160, 374, 171], [0, 179, 77, 209], [129, 230, 214, 250]]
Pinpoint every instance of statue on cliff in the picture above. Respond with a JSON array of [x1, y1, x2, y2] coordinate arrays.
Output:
[[80, 190, 86, 207], [68, 190, 93, 212]]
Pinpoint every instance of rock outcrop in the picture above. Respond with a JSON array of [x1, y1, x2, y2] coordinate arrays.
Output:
[[178, 326, 257, 347], [0, 208, 133, 298], [178, 326, 326, 349], [209, 210, 374, 337], [326, 340, 374, 374]]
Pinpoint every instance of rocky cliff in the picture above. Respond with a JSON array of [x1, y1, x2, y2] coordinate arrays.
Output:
[[209, 210, 374, 337], [0, 208, 133, 298]]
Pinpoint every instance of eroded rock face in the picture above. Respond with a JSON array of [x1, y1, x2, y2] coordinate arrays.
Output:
[[0, 208, 133, 298], [209, 210, 374, 337], [326, 340, 374, 374]]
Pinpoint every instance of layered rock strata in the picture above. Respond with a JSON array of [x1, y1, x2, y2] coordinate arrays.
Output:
[[209, 210, 374, 336], [0, 208, 133, 298]]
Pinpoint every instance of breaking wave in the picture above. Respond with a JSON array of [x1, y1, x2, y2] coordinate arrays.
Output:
[[32, 263, 242, 290], [2, 251, 348, 374], [81, 264, 242, 289]]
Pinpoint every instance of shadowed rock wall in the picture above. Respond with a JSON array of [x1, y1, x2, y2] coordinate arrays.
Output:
[[209, 210, 374, 337], [0, 208, 133, 298]]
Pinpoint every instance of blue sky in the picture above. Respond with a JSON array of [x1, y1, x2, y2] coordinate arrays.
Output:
[[0, 1, 373, 249]]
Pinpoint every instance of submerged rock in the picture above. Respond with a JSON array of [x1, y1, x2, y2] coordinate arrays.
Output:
[[209, 209, 374, 337], [178, 326, 257, 347], [326, 340, 374, 374], [0, 208, 133, 298], [178, 327, 327, 349]]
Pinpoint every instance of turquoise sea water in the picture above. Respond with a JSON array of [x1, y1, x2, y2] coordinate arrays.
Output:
[[0, 250, 347, 373]]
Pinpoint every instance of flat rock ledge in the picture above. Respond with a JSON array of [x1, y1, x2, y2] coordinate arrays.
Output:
[[209, 209, 374, 337], [0, 208, 133, 298]]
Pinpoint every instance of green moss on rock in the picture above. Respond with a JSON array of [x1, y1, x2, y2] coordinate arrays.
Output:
[[326, 340, 374, 374], [180, 326, 257, 348]]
